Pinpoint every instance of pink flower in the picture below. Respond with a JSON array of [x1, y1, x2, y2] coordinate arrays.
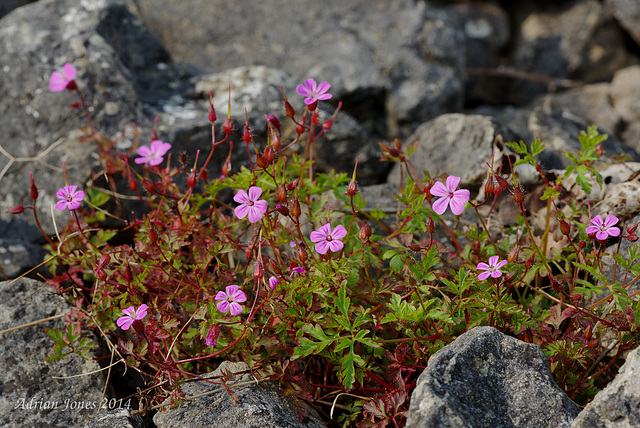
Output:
[[49, 63, 77, 92], [586, 214, 620, 241], [290, 266, 305, 276], [55, 185, 85, 211], [135, 140, 171, 166], [215, 285, 247, 316], [234, 186, 268, 223], [430, 176, 470, 216], [296, 79, 332, 105], [268, 276, 280, 290], [205, 324, 220, 347], [116, 304, 149, 330], [310, 223, 347, 254], [477, 256, 508, 281]]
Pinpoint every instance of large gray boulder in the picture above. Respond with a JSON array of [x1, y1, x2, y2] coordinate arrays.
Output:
[[571, 345, 640, 427], [0, 278, 106, 427], [406, 326, 581, 428], [153, 361, 326, 428]]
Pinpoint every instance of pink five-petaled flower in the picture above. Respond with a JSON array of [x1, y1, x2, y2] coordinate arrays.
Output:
[[477, 256, 508, 281], [49, 63, 77, 92], [310, 223, 347, 255], [215, 285, 247, 316], [234, 186, 268, 223], [55, 185, 85, 211], [135, 140, 172, 166], [430, 175, 470, 216], [116, 304, 149, 330], [586, 214, 621, 241], [296, 79, 332, 106]]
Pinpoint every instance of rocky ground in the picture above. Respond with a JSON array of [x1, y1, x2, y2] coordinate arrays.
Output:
[[1, 0, 640, 426]]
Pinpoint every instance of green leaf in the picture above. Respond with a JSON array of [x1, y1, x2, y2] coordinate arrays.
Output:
[[390, 255, 404, 273]]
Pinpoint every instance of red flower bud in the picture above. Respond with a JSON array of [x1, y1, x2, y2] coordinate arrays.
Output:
[[628, 223, 638, 234], [66, 80, 77, 91], [322, 118, 333, 132], [513, 186, 524, 204], [128, 174, 138, 191], [223, 116, 233, 135], [254, 259, 264, 279], [627, 233, 639, 242], [311, 111, 320, 126], [284, 99, 295, 118], [484, 178, 495, 196], [495, 175, 509, 190], [256, 151, 267, 169], [290, 198, 301, 218], [208, 91, 216, 122], [525, 253, 535, 270], [359, 222, 372, 242], [426, 213, 435, 234], [307, 101, 318, 112], [30, 172, 38, 201], [275, 204, 289, 216], [124, 263, 133, 285], [187, 169, 197, 188], [296, 123, 305, 135], [409, 244, 421, 252], [268, 114, 280, 130], [242, 123, 252, 144], [277, 184, 287, 202], [298, 245, 308, 262], [6, 205, 24, 214], [263, 146, 275, 165], [287, 179, 300, 191], [559, 219, 571, 236], [578, 240, 586, 249], [69, 101, 80, 108], [347, 179, 357, 196], [149, 225, 158, 244], [221, 156, 231, 177]]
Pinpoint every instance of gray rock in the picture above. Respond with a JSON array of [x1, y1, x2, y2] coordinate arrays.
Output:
[[508, 0, 634, 105], [387, 114, 519, 189], [406, 326, 581, 428], [571, 345, 640, 427], [81, 408, 144, 428], [528, 106, 637, 170], [606, 0, 640, 47], [153, 361, 325, 428], [0, 0, 36, 18], [0, 278, 105, 428], [122, 0, 465, 139], [0, 0, 170, 234]]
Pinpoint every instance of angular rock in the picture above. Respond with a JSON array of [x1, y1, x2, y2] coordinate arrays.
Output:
[[605, 0, 640, 47], [406, 326, 581, 428], [0, 0, 36, 18], [153, 361, 325, 428], [571, 345, 640, 427], [81, 408, 144, 428], [610, 66, 640, 152], [0, 278, 104, 428], [0, 0, 175, 234], [387, 114, 519, 189], [507, 0, 633, 105], [123, 0, 465, 139]]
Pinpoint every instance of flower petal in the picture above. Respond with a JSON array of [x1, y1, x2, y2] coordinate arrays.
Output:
[[316, 81, 331, 94], [247, 186, 263, 201], [477, 262, 490, 270], [216, 300, 229, 314], [432, 197, 449, 215], [331, 225, 347, 240], [478, 271, 491, 280], [253, 200, 268, 214], [315, 241, 330, 255], [608, 227, 621, 237], [445, 175, 461, 192], [488, 255, 500, 266], [585, 225, 599, 235], [590, 215, 603, 227], [429, 182, 448, 197], [49, 71, 66, 92], [62, 63, 77, 80], [448, 196, 467, 215], [495, 260, 508, 270], [604, 215, 619, 228], [247, 207, 263, 223], [54, 201, 68, 211], [490, 270, 503, 278], [229, 302, 243, 316], [234, 204, 249, 220], [328, 240, 344, 253], [296, 84, 309, 96]]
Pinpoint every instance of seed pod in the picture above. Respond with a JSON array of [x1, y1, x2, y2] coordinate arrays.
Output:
[[290, 198, 301, 218], [284, 99, 295, 118], [30, 172, 38, 201], [346, 179, 357, 196], [277, 184, 287, 202], [507, 245, 519, 264], [263, 146, 275, 165], [208, 91, 216, 122], [298, 245, 307, 262], [254, 259, 264, 279], [223, 116, 233, 135], [559, 219, 571, 236], [513, 186, 524, 204], [242, 123, 252, 144], [268, 114, 280, 129], [628, 223, 638, 234], [628, 233, 639, 242], [359, 222, 372, 241], [322, 118, 333, 132], [426, 214, 435, 234], [6, 205, 24, 214], [495, 175, 509, 190], [484, 178, 495, 195]]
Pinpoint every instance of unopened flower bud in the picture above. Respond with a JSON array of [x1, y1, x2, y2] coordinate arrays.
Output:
[[30, 172, 38, 200], [277, 184, 287, 202], [253, 259, 263, 279], [290, 198, 301, 218], [208, 91, 216, 122], [513, 186, 524, 204], [270, 129, 281, 150], [221, 156, 231, 177], [275, 204, 289, 216], [525, 253, 535, 270], [284, 99, 295, 118], [485, 178, 495, 195], [347, 179, 357, 196], [263, 146, 275, 165], [256, 151, 267, 169], [504, 270, 517, 284], [143, 180, 156, 193], [322, 118, 333, 132], [578, 240, 586, 249], [628, 223, 638, 234], [124, 263, 133, 285], [307, 101, 318, 112], [627, 233, 639, 242], [426, 214, 435, 234], [359, 222, 372, 241], [268, 114, 280, 130], [296, 123, 305, 135], [298, 245, 307, 262], [187, 169, 197, 188], [6, 205, 24, 214], [495, 175, 509, 190], [149, 225, 158, 244], [287, 179, 300, 191], [559, 219, 571, 236], [242, 123, 252, 144], [409, 244, 421, 252], [223, 116, 233, 135]]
